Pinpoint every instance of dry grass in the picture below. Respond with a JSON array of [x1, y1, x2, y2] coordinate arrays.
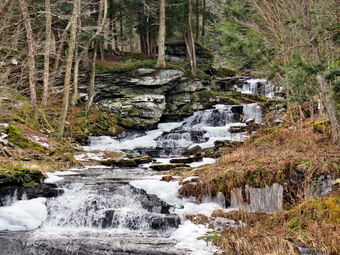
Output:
[[178, 120, 339, 206], [185, 214, 209, 225], [210, 198, 340, 255]]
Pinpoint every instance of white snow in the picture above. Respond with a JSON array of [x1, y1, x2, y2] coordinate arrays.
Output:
[[189, 158, 216, 167], [29, 135, 50, 148], [170, 221, 219, 255], [74, 152, 105, 161], [0, 198, 47, 231], [83, 122, 182, 152], [44, 170, 79, 184]]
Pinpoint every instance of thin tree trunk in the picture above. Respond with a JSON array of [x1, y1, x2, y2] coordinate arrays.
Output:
[[301, 0, 340, 144], [86, 42, 98, 112], [58, 0, 80, 137], [85, 0, 108, 112], [42, 0, 52, 108], [195, 0, 200, 41], [201, 0, 206, 44], [186, 0, 197, 75], [156, 0, 166, 68], [49, 21, 72, 93], [19, 0, 37, 111], [71, 46, 81, 106]]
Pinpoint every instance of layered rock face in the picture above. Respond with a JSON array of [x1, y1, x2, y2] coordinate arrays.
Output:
[[93, 68, 218, 129]]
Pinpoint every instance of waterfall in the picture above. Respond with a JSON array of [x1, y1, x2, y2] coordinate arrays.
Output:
[[84, 103, 262, 157], [235, 78, 275, 98]]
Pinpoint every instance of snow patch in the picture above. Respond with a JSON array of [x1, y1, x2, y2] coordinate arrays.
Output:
[[0, 198, 47, 231]]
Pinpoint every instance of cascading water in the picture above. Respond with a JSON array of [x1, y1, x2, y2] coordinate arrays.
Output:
[[84, 103, 262, 157], [0, 97, 266, 254]]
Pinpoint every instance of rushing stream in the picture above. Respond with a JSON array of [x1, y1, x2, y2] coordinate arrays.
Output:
[[0, 79, 275, 254]]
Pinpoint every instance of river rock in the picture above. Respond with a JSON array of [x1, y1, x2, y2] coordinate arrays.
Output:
[[150, 164, 190, 171], [169, 156, 202, 164]]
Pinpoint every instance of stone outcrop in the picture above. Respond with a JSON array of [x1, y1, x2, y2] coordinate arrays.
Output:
[[88, 68, 219, 129]]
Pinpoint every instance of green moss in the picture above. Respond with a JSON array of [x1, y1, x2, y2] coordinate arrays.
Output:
[[7, 125, 31, 148], [312, 120, 330, 133], [7, 125, 46, 151], [0, 46, 19, 61], [121, 55, 144, 63], [165, 63, 188, 74], [197, 89, 216, 101], [219, 96, 242, 105], [96, 60, 157, 73], [0, 168, 44, 187], [195, 71, 210, 78], [119, 108, 140, 115], [216, 66, 237, 77]]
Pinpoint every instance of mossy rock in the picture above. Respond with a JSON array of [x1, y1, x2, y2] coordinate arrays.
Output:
[[216, 67, 237, 77], [121, 55, 144, 63], [219, 96, 242, 105], [197, 89, 216, 101], [0, 168, 45, 187], [150, 164, 190, 171], [101, 158, 138, 167], [96, 60, 157, 73], [7, 125, 46, 151]]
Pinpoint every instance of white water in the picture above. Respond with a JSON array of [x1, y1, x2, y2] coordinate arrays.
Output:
[[84, 103, 262, 156], [235, 78, 275, 98]]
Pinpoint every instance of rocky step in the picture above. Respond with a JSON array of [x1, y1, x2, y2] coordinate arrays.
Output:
[[150, 164, 190, 171], [169, 156, 202, 164], [0, 232, 187, 255], [100, 156, 153, 167], [102, 210, 181, 230]]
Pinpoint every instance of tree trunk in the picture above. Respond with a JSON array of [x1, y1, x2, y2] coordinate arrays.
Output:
[[49, 20, 72, 94], [42, 0, 52, 108], [86, 42, 98, 112], [301, 0, 340, 144], [19, 0, 37, 111], [185, 0, 197, 75], [58, 0, 80, 137], [201, 0, 206, 44], [195, 0, 200, 41], [71, 46, 81, 106], [156, 0, 166, 68]]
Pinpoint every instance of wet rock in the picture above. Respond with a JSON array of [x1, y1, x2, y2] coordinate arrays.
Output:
[[133, 156, 153, 164], [169, 156, 202, 164], [160, 176, 174, 182], [183, 145, 201, 156], [0, 184, 61, 206], [101, 158, 138, 167], [150, 164, 190, 171]]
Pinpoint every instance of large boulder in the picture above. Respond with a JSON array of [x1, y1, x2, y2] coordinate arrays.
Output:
[[88, 67, 219, 129]]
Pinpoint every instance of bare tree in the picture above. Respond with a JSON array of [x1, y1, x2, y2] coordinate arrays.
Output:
[[19, 0, 37, 111], [85, 0, 108, 112], [42, 0, 52, 108], [185, 0, 197, 75], [156, 0, 166, 68], [195, 0, 200, 41], [58, 0, 81, 137]]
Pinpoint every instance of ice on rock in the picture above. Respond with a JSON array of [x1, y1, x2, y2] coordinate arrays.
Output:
[[0, 198, 47, 231]]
